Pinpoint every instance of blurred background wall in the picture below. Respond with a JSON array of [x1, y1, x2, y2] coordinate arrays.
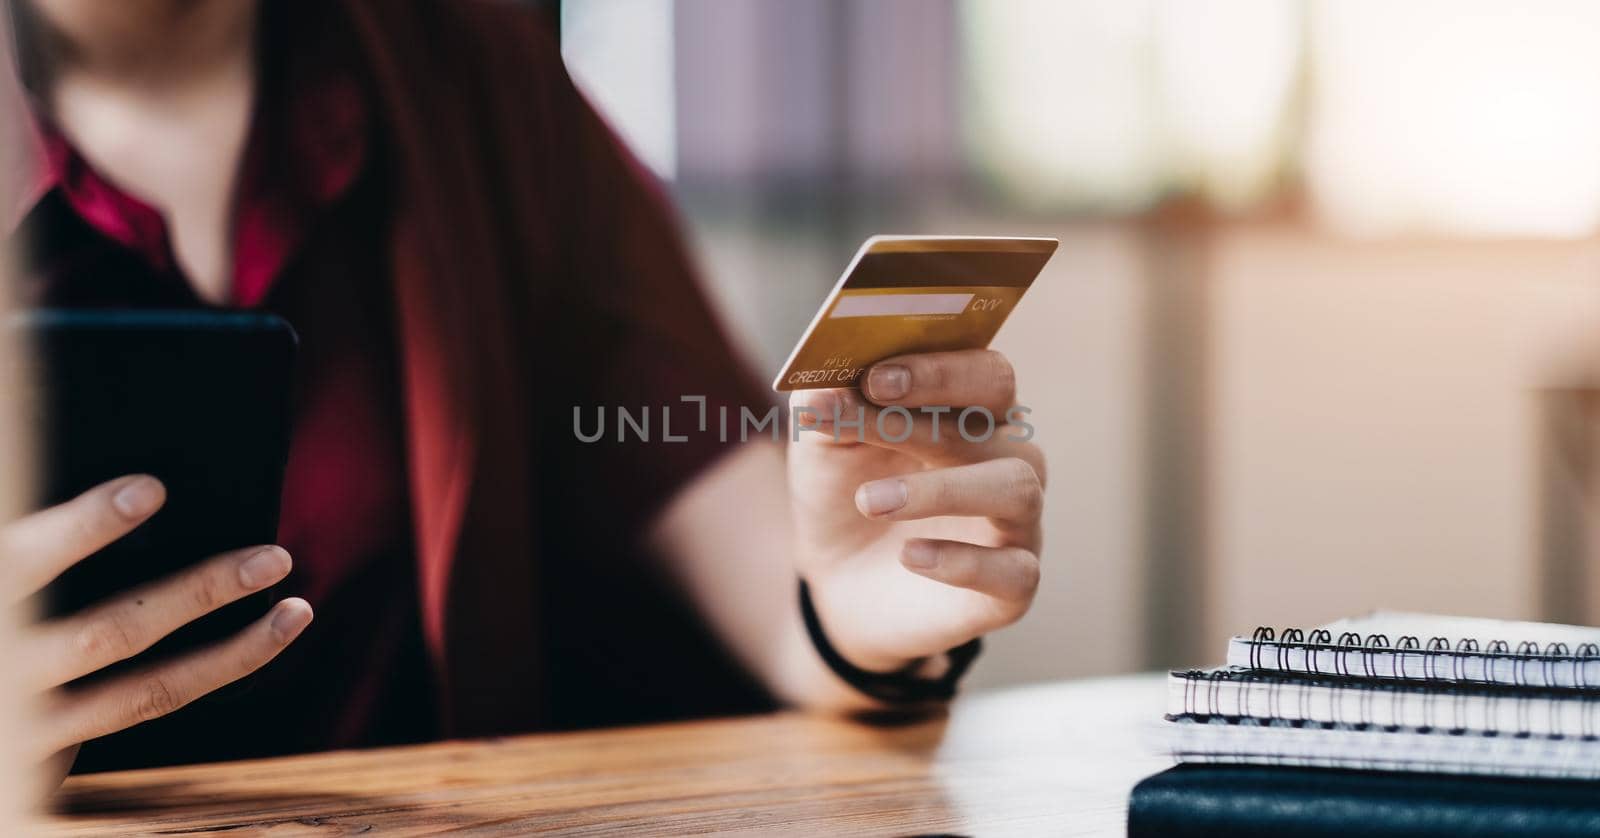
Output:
[[558, 0, 1600, 685]]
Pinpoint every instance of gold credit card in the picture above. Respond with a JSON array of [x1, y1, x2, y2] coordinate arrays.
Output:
[[772, 235, 1059, 392]]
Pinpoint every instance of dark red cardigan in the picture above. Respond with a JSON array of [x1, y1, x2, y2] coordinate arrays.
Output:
[[338, 0, 774, 736], [2, 0, 774, 740]]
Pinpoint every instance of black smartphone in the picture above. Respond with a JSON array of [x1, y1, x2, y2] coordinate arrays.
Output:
[[14, 309, 296, 683]]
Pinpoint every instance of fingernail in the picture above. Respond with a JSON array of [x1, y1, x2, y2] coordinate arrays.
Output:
[[796, 390, 840, 427], [270, 600, 313, 640], [866, 365, 910, 401], [856, 479, 908, 516], [113, 476, 164, 519], [902, 541, 939, 569], [238, 547, 291, 589]]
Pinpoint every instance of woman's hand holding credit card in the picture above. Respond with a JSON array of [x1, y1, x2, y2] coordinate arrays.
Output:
[[781, 236, 1056, 674]]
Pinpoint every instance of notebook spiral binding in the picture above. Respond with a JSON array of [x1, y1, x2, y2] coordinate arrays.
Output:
[[1246, 625, 1600, 688], [1173, 668, 1600, 740]]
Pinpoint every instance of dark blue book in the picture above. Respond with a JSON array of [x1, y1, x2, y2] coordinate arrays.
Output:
[[1129, 764, 1600, 837]]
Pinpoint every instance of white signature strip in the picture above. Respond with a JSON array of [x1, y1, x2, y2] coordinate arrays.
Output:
[[829, 293, 974, 318]]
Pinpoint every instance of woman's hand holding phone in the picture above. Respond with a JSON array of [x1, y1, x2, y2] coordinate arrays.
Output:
[[0, 475, 311, 789]]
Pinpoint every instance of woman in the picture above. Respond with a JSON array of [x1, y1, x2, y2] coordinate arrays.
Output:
[[1, 0, 1048, 780]]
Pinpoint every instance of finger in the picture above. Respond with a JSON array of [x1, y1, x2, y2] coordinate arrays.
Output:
[[36, 597, 311, 759], [862, 350, 1017, 414], [793, 387, 1042, 471], [790, 388, 856, 436], [0, 476, 166, 600], [900, 539, 1040, 612], [855, 458, 1043, 530], [28, 545, 292, 689]]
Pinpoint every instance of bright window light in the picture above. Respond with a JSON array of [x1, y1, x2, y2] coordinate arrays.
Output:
[[561, 0, 678, 180], [1306, 0, 1600, 238]]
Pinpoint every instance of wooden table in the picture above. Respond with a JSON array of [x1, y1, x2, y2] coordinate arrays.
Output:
[[46, 674, 1168, 837]]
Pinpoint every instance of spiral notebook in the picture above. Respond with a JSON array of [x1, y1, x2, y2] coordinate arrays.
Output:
[[1158, 612, 1600, 779], [1161, 717, 1600, 778], [1228, 612, 1600, 688], [1168, 668, 1600, 738]]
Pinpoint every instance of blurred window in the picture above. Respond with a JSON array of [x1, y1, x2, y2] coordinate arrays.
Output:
[[1305, 0, 1600, 237], [564, 0, 1600, 237], [562, 0, 677, 179]]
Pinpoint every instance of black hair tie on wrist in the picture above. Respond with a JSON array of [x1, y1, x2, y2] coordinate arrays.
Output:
[[798, 578, 983, 705]]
